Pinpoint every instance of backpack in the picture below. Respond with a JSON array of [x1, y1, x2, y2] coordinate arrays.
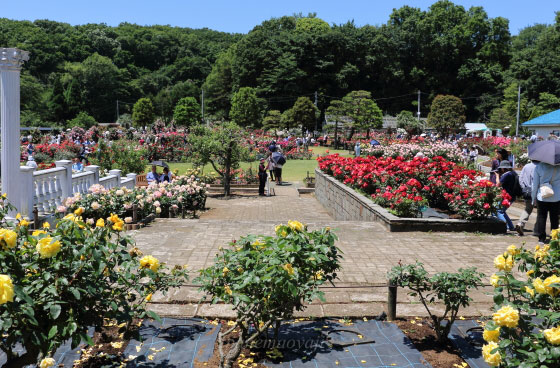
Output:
[[276, 155, 286, 166]]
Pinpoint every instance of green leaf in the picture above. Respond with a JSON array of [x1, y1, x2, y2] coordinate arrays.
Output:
[[48, 325, 58, 339], [50, 304, 61, 319], [146, 310, 162, 323]]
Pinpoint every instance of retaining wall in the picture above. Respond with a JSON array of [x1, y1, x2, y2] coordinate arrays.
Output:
[[315, 168, 505, 233]]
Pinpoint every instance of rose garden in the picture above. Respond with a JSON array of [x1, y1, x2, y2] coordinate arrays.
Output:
[[2, 5, 560, 367]]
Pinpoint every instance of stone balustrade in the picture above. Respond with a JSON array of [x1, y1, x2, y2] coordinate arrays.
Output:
[[18, 160, 137, 219]]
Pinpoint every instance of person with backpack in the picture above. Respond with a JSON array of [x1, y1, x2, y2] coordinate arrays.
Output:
[[515, 160, 538, 236], [497, 160, 521, 232], [272, 149, 286, 185]]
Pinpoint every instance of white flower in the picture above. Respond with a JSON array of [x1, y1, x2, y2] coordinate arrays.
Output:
[[125, 217, 133, 223], [86, 218, 95, 225], [91, 201, 100, 210], [155, 207, 161, 214], [115, 189, 124, 196]]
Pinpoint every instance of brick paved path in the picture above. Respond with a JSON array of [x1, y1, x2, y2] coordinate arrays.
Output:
[[130, 184, 540, 318]]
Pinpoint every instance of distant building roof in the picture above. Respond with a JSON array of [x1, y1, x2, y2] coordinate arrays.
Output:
[[522, 109, 560, 126], [465, 123, 489, 131]]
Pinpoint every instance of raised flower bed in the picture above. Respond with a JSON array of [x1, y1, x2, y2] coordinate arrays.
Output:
[[315, 154, 509, 233]]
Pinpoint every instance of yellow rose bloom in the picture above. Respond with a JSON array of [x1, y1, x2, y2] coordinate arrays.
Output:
[[287, 220, 304, 232], [535, 244, 550, 261], [534, 278, 547, 294], [146, 293, 153, 302], [224, 285, 232, 295], [282, 263, 294, 275], [39, 357, 56, 368], [551, 229, 559, 241], [490, 274, 500, 288], [42, 222, 50, 229], [139, 255, 160, 272], [544, 326, 560, 345], [543, 275, 560, 296], [32, 230, 47, 237], [525, 286, 535, 297], [483, 327, 500, 342], [36, 237, 62, 258], [315, 271, 323, 280], [112, 220, 124, 231], [527, 270, 535, 277], [493, 254, 513, 271], [74, 207, 85, 216], [62, 213, 84, 228], [275, 225, 282, 233], [0, 229, 17, 250], [0, 274, 15, 304], [222, 267, 229, 277], [492, 305, 519, 328], [19, 219, 30, 227], [96, 218, 105, 228], [507, 244, 520, 256], [482, 342, 502, 367]]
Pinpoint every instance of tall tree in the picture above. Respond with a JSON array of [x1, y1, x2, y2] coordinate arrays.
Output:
[[262, 110, 283, 131], [291, 97, 319, 133], [173, 97, 201, 127], [325, 100, 346, 149], [188, 122, 249, 196], [229, 87, 264, 127], [427, 94, 466, 135], [132, 98, 154, 127], [342, 90, 382, 139]]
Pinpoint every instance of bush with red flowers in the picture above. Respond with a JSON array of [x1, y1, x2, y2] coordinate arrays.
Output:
[[318, 154, 509, 219]]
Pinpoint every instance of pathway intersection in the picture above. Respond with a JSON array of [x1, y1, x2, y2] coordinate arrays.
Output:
[[130, 183, 537, 319]]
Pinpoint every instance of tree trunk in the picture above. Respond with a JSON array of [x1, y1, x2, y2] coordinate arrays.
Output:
[[221, 328, 247, 368], [223, 141, 234, 197], [366, 128, 370, 140], [334, 121, 339, 150]]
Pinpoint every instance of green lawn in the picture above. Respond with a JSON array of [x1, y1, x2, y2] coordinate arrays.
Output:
[[149, 146, 352, 182]]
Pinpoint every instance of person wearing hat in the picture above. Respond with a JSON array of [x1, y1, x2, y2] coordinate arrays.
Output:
[[497, 160, 520, 232], [258, 157, 268, 196], [26, 155, 38, 169]]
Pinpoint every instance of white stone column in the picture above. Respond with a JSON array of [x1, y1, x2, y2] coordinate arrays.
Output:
[[0, 48, 29, 215], [55, 160, 72, 200], [109, 169, 122, 186], [20, 166, 35, 218], [85, 165, 100, 184], [126, 173, 137, 184]]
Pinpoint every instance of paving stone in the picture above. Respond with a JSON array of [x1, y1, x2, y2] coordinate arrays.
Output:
[[130, 184, 526, 318]]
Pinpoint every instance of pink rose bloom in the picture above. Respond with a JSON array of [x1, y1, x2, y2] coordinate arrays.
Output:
[[167, 192, 173, 197], [154, 201, 161, 208], [57, 205, 67, 213], [154, 191, 162, 198]]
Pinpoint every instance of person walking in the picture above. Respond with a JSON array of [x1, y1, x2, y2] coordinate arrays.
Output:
[[354, 142, 361, 157], [258, 158, 267, 196], [267, 156, 275, 182], [497, 160, 520, 232], [532, 161, 560, 244], [515, 160, 537, 236], [489, 149, 501, 184]]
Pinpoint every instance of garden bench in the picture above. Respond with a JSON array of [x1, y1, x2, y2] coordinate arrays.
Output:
[[136, 174, 148, 187]]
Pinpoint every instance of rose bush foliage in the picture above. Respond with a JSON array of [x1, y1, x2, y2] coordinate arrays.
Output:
[[0, 198, 188, 367], [196, 221, 342, 368], [483, 233, 560, 367]]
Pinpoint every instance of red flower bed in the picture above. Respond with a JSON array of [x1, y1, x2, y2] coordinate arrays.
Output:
[[317, 154, 510, 219]]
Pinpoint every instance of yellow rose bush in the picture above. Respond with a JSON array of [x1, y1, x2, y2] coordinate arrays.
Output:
[[388, 261, 483, 342], [0, 198, 189, 367], [485, 236, 560, 367], [196, 223, 341, 368]]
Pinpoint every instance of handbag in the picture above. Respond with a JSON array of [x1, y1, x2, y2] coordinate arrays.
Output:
[[540, 183, 554, 199]]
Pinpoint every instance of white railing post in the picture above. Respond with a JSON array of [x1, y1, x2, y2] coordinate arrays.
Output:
[[109, 169, 122, 186], [85, 165, 100, 184], [55, 160, 72, 199], [20, 166, 35, 218], [126, 173, 137, 185]]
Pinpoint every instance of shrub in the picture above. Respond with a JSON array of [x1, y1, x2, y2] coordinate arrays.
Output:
[[0, 198, 188, 367], [53, 149, 77, 161], [388, 261, 484, 342], [483, 234, 560, 367], [196, 222, 342, 368]]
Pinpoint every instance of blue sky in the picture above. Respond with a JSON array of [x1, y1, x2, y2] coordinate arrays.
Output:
[[2, 0, 558, 35]]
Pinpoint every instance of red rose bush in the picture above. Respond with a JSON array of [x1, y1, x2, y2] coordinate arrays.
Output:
[[318, 154, 509, 219]]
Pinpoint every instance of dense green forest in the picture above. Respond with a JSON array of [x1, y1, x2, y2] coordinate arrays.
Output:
[[1, 0, 559, 129]]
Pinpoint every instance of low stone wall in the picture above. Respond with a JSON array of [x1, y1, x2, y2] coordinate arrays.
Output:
[[315, 168, 505, 233]]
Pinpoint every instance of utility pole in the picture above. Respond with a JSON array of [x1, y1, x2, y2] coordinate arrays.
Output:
[[116, 100, 119, 123], [516, 84, 521, 136], [417, 90, 423, 130]]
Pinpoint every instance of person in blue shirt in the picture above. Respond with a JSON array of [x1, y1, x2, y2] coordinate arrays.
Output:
[[532, 161, 560, 244], [146, 165, 160, 184], [160, 167, 172, 182], [497, 160, 519, 232], [72, 157, 83, 172]]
